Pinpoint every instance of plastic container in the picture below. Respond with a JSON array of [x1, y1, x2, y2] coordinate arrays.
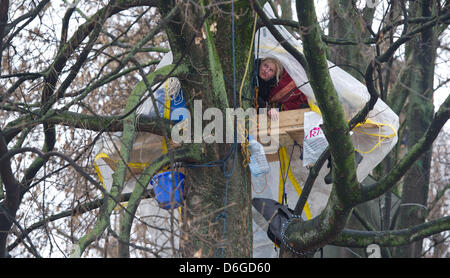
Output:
[[150, 171, 184, 209], [147, 88, 188, 122], [169, 88, 188, 122], [248, 136, 270, 176]]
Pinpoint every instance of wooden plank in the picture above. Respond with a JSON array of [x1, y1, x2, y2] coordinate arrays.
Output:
[[101, 156, 144, 181], [100, 135, 180, 180], [266, 152, 279, 162], [278, 109, 308, 129], [258, 108, 308, 143], [285, 127, 305, 144], [255, 108, 309, 162]]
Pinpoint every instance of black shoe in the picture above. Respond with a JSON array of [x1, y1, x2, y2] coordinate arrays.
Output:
[[355, 151, 363, 165], [324, 152, 362, 185], [252, 198, 295, 246], [324, 170, 332, 184], [324, 157, 332, 184]]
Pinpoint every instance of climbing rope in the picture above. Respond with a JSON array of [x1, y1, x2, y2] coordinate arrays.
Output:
[[238, 13, 259, 168], [217, 0, 238, 258], [278, 143, 312, 219]]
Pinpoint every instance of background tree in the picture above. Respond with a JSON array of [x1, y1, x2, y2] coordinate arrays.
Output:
[[323, 0, 449, 257], [0, 0, 448, 258]]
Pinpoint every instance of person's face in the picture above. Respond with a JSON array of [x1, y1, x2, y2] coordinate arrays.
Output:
[[259, 61, 276, 81]]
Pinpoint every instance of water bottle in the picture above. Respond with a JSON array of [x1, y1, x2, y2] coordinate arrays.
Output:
[[248, 135, 270, 176]]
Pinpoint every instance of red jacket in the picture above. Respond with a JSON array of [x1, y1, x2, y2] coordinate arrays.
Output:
[[268, 69, 308, 111]]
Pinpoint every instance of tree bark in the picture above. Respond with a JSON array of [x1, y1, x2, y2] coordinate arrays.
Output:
[[394, 0, 437, 258], [328, 0, 373, 82], [159, 0, 253, 257]]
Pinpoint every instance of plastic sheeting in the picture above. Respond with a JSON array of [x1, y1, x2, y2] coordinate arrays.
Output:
[[254, 3, 399, 182], [93, 51, 182, 257], [251, 147, 332, 258], [251, 3, 399, 258]]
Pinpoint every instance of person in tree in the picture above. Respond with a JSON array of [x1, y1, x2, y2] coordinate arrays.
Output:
[[254, 56, 309, 119], [255, 56, 361, 184]]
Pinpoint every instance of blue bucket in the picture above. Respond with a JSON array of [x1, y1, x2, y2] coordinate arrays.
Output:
[[150, 171, 184, 210]]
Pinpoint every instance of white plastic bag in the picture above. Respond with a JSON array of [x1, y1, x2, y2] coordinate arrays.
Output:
[[303, 111, 328, 167], [136, 51, 188, 122]]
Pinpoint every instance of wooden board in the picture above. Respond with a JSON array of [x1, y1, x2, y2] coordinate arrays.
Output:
[[100, 135, 180, 180], [252, 108, 309, 162], [278, 109, 307, 130], [285, 127, 305, 145], [254, 108, 308, 140]]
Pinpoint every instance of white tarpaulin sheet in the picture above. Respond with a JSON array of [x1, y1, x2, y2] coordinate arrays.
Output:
[[92, 51, 182, 257], [254, 3, 399, 182], [251, 3, 399, 258]]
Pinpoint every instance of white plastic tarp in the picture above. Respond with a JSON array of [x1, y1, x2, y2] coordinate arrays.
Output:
[[251, 3, 399, 258], [92, 51, 182, 257], [254, 3, 399, 182]]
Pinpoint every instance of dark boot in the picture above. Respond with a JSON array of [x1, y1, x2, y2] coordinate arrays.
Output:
[[324, 157, 332, 184], [252, 198, 295, 247], [355, 151, 363, 165], [324, 151, 363, 184]]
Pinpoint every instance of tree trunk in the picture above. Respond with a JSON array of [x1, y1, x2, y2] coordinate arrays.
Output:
[[327, 0, 373, 82], [159, 0, 253, 258], [393, 0, 437, 258]]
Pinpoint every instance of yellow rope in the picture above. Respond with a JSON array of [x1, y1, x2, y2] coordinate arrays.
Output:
[[94, 153, 129, 210], [239, 13, 258, 108], [278, 147, 312, 220], [162, 79, 170, 155], [239, 13, 258, 168], [307, 102, 397, 154], [353, 119, 397, 154]]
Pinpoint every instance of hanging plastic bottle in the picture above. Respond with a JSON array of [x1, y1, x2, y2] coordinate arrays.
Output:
[[248, 135, 270, 176]]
